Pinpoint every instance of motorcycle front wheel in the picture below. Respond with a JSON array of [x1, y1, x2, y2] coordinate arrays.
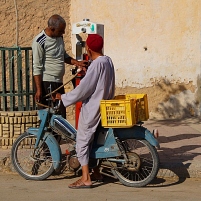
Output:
[[111, 139, 159, 187], [11, 132, 54, 180]]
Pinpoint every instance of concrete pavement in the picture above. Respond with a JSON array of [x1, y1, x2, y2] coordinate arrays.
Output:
[[145, 118, 201, 178], [0, 117, 201, 178]]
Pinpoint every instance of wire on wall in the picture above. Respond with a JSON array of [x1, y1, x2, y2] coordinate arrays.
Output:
[[13, 0, 18, 46]]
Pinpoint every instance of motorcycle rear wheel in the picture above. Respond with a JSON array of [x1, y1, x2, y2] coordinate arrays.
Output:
[[111, 139, 159, 187], [11, 132, 54, 180]]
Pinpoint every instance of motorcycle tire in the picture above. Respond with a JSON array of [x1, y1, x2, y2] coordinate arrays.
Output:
[[111, 139, 159, 187], [11, 132, 54, 180]]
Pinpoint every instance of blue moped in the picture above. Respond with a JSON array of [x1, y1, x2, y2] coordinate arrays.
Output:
[[11, 88, 160, 187]]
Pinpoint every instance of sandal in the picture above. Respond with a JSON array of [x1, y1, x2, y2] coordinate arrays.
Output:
[[68, 179, 92, 189]]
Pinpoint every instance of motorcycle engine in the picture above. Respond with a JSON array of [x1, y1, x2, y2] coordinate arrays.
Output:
[[69, 156, 80, 170]]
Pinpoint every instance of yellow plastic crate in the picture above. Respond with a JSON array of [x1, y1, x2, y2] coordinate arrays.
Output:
[[126, 94, 149, 122], [114, 94, 149, 122], [100, 99, 137, 128]]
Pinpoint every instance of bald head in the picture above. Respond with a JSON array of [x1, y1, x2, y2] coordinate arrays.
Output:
[[46, 14, 66, 37], [48, 14, 66, 29]]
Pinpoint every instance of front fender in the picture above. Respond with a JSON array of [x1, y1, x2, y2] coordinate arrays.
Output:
[[114, 126, 160, 148], [28, 128, 61, 169]]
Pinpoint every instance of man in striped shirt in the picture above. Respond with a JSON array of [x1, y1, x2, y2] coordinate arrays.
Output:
[[32, 14, 86, 118]]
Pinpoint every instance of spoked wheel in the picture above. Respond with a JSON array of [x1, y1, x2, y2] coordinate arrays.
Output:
[[111, 139, 159, 187], [11, 132, 54, 180]]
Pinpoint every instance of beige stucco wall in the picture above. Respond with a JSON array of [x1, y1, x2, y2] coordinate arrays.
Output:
[[0, 0, 71, 48], [71, 0, 201, 119], [1, 0, 201, 119]]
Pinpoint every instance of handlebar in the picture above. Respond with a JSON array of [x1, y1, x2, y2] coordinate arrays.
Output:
[[53, 100, 61, 110]]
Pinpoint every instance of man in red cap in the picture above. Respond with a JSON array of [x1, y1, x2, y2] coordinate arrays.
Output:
[[56, 34, 115, 188]]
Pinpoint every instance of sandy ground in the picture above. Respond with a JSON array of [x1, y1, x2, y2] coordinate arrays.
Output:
[[0, 172, 201, 201]]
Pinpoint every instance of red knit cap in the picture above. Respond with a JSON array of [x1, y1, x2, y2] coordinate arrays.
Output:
[[86, 34, 103, 52]]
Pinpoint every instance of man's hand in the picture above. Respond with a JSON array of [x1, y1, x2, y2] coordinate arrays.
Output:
[[52, 93, 61, 102], [76, 60, 89, 67], [76, 60, 89, 73], [34, 75, 42, 102], [35, 90, 42, 102], [65, 57, 89, 73], [65, 57, 89, 68], [55, 93, 61, 100]]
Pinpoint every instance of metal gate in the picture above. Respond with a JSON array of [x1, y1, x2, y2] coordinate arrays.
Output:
[[0, 47, 35, 111]]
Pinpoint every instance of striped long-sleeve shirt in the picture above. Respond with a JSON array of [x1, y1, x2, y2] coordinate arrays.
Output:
[[32, 30, 70, 83]]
